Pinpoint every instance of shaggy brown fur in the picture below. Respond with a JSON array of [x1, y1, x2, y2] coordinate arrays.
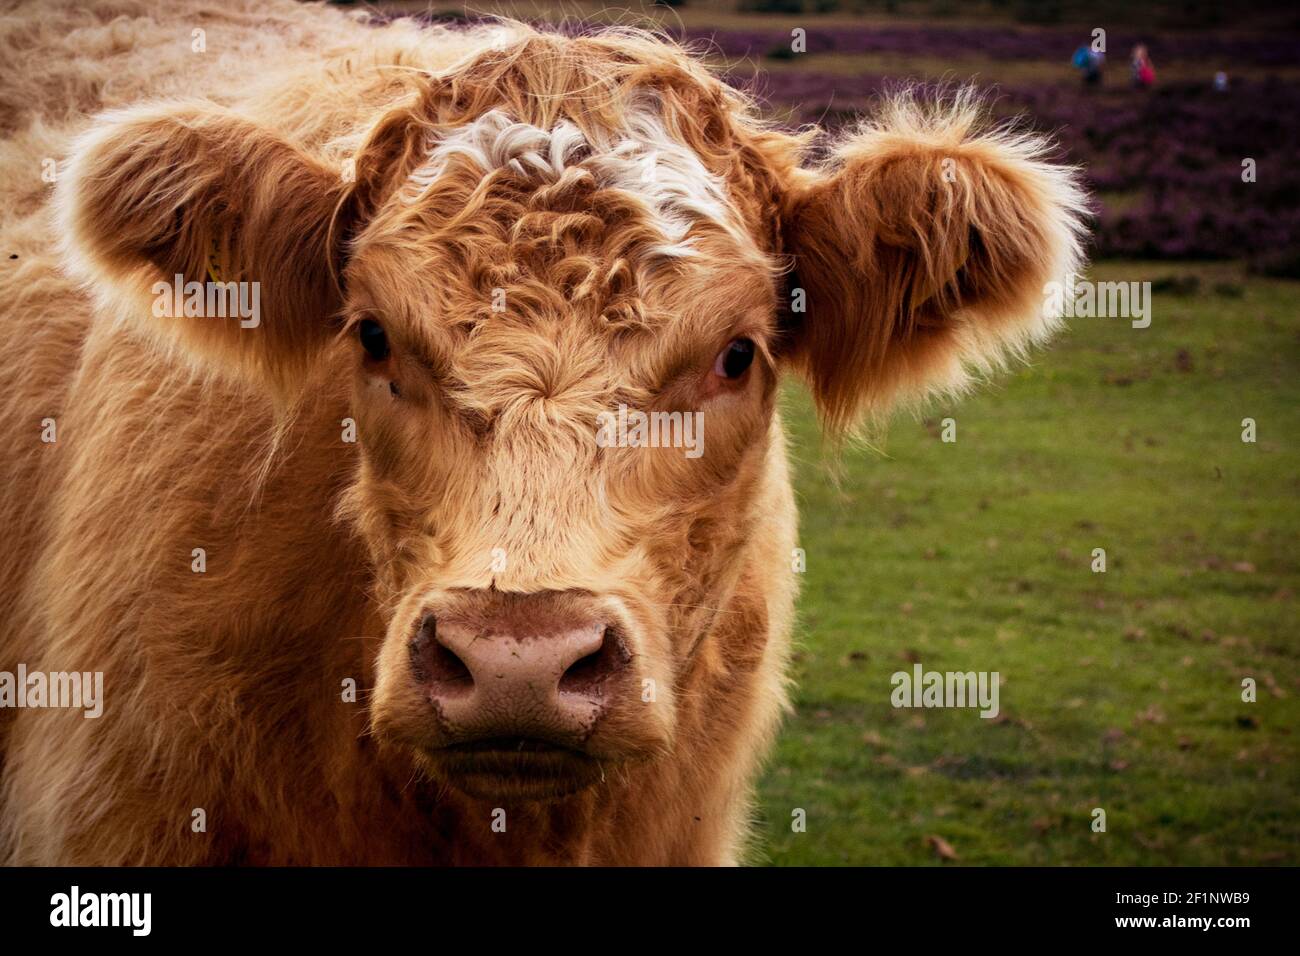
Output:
[[0, 0, 1086, 865]]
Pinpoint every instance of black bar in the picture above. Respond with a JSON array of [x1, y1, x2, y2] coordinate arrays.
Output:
[[0, 866, 1284, 942]]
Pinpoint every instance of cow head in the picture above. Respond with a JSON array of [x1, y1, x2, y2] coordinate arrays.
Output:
[[58, 30, 1086, 801]]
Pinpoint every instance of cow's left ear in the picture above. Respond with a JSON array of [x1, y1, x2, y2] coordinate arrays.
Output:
[[780, 93, 1088, 433]]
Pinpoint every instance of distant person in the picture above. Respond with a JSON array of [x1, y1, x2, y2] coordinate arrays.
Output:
[[1214, 70, 1229, 91], [1131, 44, 1156, 88], [1072, 43, 1105, 87]]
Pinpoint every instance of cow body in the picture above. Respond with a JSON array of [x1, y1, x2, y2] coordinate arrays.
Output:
[[0, 1, 1084, 864]]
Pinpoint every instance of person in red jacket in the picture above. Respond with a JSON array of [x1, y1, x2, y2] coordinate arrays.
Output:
[[1132, 44, 1156, 88]]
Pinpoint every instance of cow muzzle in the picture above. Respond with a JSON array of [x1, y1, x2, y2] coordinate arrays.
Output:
[[405, 590, 646, 799]]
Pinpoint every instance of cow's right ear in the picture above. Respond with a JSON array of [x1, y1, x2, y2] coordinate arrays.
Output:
[[58, 102, 358, 397]]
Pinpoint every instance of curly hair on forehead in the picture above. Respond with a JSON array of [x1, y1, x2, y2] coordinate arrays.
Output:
[[345, 26, 811, 255]]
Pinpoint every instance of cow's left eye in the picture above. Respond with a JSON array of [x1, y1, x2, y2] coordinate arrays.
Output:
[[358, 318, 389, 361], [713, 338, 755, 379]]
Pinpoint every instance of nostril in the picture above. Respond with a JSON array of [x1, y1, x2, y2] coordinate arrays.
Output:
[[409, 614, 473, 696], [559, 625, 629, 696]]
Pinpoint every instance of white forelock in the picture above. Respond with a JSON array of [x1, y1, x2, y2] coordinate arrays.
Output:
[[400, 104, 746, 259]]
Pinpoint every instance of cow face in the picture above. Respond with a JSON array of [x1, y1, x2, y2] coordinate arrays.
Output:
[[58, 33, 1085, 800], [340, 106, 787, 798]]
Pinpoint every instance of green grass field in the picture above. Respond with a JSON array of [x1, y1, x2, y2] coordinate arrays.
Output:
[[754, 262, 1299, 865]]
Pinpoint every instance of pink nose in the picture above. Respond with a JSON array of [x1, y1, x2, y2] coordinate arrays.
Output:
[[410, 604, 629, 746]]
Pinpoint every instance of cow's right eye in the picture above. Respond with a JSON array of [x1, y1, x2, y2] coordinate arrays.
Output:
[[714, 338, 755, 379], [358, 318, 389, 361]]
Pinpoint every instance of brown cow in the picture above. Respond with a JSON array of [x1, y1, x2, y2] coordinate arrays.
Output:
[[0, 0, 1086, 864]]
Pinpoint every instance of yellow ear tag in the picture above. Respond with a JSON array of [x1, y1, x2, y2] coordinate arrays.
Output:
[[205, 238, 223, 283]]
